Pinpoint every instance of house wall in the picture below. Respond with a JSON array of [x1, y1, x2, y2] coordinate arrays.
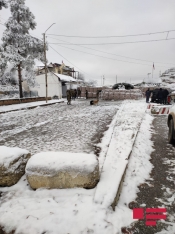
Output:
[[33, 73, 62, 99]]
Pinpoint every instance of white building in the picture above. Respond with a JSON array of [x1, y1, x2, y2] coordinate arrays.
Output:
[[33, 72, 77, 98]]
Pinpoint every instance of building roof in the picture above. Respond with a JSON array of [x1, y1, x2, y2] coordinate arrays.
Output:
[[53, 73, 77, 82]]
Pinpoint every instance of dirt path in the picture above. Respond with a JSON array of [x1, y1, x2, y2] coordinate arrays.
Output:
[[122, 116, 175, 234]]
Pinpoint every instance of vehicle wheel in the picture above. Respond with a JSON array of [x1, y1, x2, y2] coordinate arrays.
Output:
[[168, 119, 175, 144]]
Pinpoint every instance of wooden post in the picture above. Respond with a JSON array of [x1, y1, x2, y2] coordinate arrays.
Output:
[[18, 63, 23, 98], [17, 13, 23, 99]]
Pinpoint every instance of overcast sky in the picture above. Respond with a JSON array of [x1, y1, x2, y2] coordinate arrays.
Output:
[[0, 0, 175, 85]]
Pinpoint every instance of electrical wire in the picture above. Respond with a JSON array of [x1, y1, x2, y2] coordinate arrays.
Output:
[[46, 29, 175, 38], [47, 36, 175, 66], [32, 34, 172, 69], [48, 37, 175, 46], [48, 44, 98, 79], [48, 43, 172, 68]]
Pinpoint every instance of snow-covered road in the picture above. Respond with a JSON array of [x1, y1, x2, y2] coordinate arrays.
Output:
[[0, 100, 156, 234], [0, 99, 120, 155]]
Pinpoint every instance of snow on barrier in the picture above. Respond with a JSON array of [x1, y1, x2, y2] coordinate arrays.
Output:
[[94, 101, 146, 210], [151, 105, 170, 115], [101, 89, 143, 101], [26, 152, 99, 189]]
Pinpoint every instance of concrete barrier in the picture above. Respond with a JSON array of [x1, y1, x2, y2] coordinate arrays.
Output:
[[150, 105, 171, 115], [26, 152, 100, 189]]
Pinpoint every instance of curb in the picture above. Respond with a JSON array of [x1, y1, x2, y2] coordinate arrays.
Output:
[[94, 101, 146, 210], [0, 101, 64, 114], [111, 116, 144, 210]]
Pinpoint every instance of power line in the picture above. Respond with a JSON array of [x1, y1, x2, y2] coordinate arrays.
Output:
[[47, 36, 175, 66], [48, 37, 175, 46], [46, 29, 175, 38], [48, 44, 97, 79], [34, 35, 173, 68], [50, 43, 169, 68], [31, 35, 98, 79]]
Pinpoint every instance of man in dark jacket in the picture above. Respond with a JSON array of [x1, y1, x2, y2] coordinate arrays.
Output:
[[77, 88, 81, 98], [163, 89, 169, 104], [145, 88, 151, 103], [157, 88, 164, 104], [66, 90, 71, 105], [85, 90, 88, 99], [74, 89, 77, 99]]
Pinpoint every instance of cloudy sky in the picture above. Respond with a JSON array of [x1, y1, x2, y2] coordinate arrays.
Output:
[[0, 0, 175, 85]]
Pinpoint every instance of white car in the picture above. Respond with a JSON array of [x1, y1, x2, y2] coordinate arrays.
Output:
[[167, 104, 175, 144], [168, 91, 175, 105]]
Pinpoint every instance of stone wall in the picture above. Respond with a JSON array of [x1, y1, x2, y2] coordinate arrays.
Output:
[[0, 97, 51, 106]]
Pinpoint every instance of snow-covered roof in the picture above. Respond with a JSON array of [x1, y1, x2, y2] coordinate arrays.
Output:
[[35, 62, 44, 67], [53, 73, 77, 82]]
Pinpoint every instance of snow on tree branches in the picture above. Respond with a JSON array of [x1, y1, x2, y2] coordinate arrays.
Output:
[[0, 0, 44, 98], [0, 0, 7, 10]]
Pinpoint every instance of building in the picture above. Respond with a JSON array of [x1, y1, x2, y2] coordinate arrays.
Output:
[[33, 72, 77, 98], [36, 61, 78, 78]]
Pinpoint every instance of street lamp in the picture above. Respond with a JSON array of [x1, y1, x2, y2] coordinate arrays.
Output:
[[43, 23, 56, 103]]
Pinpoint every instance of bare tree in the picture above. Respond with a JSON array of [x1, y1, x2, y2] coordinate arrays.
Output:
[[78, 73, 97, 86]]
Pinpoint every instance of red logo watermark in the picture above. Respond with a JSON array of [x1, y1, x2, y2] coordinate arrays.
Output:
[[133, 208, 167, 226]]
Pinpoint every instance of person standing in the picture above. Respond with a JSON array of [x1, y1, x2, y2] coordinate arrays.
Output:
[[66, 90, 71, 105], [96, 90, 100, 100], [157, 88, 164, 104], [77, 88, 81, 98], [71, 89, 76, 101], [145, 88, 151, 103], [163, 89, 169, 104], [74, 89, 77, 99], [85, 90, 88, 99]]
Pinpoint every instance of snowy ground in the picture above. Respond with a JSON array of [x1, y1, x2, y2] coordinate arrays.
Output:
[[0, 99, 156, 234], [0, 99, 119, 155]]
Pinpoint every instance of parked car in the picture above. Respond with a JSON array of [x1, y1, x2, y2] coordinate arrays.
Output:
[[167, 105, 175, 144], [112, 83, 134, 90]]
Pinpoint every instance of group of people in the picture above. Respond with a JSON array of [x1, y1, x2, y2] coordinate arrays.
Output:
[[66, 88, 101, 105], [66, 88, 82, 105], [145, 88, 169, 104]]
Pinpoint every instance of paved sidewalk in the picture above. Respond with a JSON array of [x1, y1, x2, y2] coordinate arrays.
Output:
[[0, 100, 119, 156], [122, 115, 175, 234], [0, 99, 64, 114]]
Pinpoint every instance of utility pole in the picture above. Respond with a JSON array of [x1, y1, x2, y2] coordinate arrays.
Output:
[[43, 23, 56, 103], [103, 75, 105, 86], [116, 75, 117, 84], [43, 33, 48, 103]]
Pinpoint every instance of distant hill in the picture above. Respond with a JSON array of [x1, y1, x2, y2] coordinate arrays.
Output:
[[161, 68, 175, 83]]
